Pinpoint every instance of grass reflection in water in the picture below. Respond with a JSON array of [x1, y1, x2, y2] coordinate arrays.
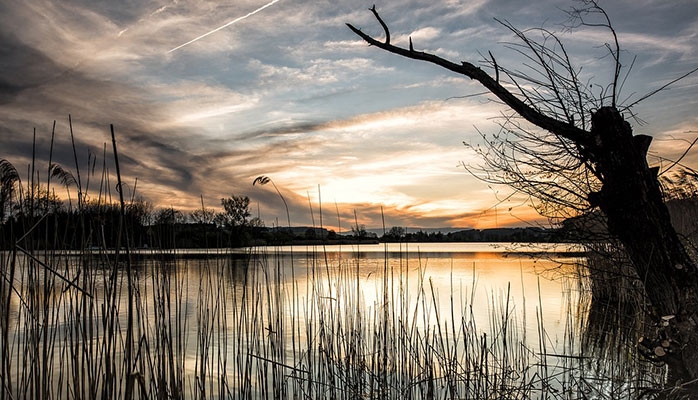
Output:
[[0, 243, 665, 399]]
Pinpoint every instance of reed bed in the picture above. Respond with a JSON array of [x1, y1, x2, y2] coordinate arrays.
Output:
[[0, 121, 679, 399], [0, 240, 667, 400]]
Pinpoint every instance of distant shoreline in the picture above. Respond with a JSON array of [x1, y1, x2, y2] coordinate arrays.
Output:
[[43, 241, 587, 260]]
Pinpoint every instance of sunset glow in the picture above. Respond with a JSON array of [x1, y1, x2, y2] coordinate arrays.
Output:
[[1, 0, 696, 230]]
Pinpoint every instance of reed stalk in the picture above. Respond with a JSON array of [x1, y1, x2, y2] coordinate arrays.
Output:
[[1, 136, 671, 399]]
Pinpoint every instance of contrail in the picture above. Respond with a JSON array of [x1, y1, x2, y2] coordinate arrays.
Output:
[[168, 0, 282, 53]]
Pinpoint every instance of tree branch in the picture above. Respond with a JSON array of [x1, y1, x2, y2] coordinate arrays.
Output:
[[369, 5, 390, 45], [347, 10, 593, 148]]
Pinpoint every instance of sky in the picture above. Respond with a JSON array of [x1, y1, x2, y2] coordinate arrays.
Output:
[[1, 0, 697, 231]]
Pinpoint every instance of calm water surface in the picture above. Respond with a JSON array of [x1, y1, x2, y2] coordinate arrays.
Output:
[[250, 242, 584, 342], [6, 242, 654, 399]]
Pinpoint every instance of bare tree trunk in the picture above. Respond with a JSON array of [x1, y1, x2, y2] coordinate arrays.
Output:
[[589, 107, 698, 382]]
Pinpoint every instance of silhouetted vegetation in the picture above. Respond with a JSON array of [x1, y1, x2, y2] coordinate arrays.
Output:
[[1, 165, 577, 249], [0, 143, 669, 398], [387, 226, 564, 243], [2, 120, 693, 398], [0, 201, 571, 249], [349, 1, 698, 386]]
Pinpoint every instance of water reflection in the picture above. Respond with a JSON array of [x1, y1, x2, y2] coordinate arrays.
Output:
[[1, 243, 663, 399]]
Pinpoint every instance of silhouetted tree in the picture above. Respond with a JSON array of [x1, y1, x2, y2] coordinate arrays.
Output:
[[190, 194, 216, 224], [190, 206, 216, 225], [126, 197, 154, 226], [351, 223, 368, 239], [383, 226, 405, 241], [218, 195, 252, 247], [154, 207, 184, 225], [12, 185, 64, 218], [348, 1, 698, 382], [218, 195, 251, 228]]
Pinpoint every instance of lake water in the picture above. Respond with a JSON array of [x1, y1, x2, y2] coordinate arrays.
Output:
[[1, 242, 662, 399], [250, 242, 583, 342]]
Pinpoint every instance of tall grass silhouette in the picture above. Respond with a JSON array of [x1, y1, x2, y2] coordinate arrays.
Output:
[[0, 121, 667, 399]]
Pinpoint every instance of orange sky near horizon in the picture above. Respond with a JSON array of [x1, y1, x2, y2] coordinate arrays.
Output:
[[1, 0, 696, 230]]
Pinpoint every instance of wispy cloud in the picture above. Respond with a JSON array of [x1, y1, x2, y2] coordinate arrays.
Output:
[[1, 0, 696, 229]]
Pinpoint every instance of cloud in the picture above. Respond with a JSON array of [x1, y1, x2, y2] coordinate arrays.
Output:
[[208, 99, 510, 226], [249, 57, 396, 89], [0, 33, 64, 104], [1, 0, 696, 230]]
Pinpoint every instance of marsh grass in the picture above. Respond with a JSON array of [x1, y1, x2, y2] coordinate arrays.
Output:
[[0, 239, 667, 399], [0, 124, 667, 399]]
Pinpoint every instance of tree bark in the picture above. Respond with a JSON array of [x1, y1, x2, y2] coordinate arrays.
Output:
[[588, 107, 698, 382]]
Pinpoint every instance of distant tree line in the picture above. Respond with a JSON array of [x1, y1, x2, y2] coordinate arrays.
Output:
[[0, 179, 380, 249], [1, 184, 575, 249], [4, 177, 696, 251], [0, 180, 271, 249], [0, 173, 634, 251], [382, 226, 565, 243]]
